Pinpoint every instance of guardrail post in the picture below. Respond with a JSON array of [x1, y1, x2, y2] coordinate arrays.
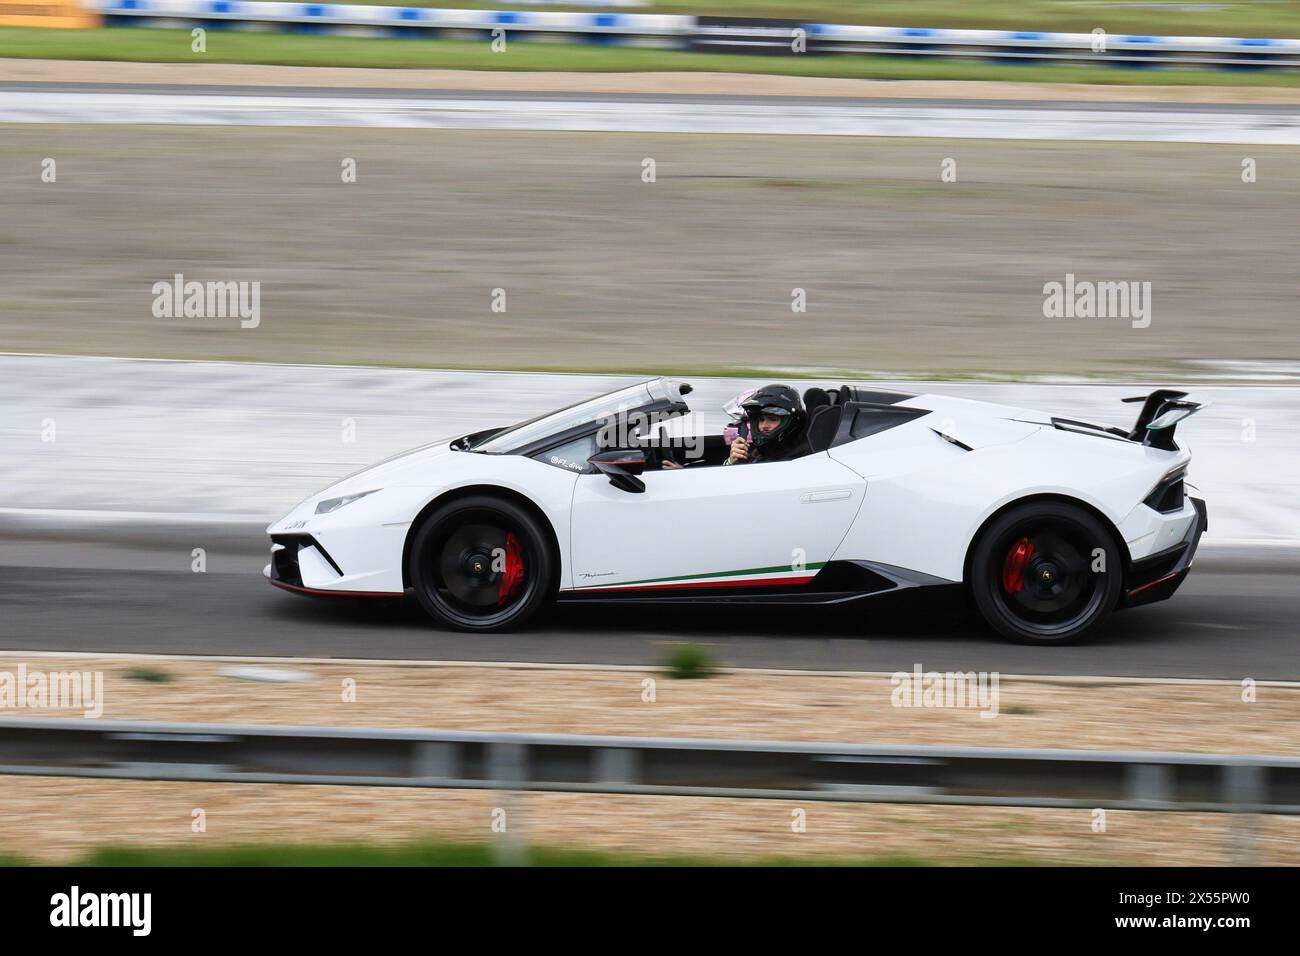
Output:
[[1223, 764, 1265, 867], [487, 742, 529, 867], [412, 741, 457, 780], [594, 747, 638, 786], [1124, 762, 1172, 806]]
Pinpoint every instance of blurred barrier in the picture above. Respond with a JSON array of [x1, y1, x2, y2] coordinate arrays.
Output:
[[91, 0, 693, 46], [0, 717, 1293, 861], [0, 0, 97, 27], [8, 716, 1295, 811], [804, 23, 1300, 68], [82, 1, 1300, 69]]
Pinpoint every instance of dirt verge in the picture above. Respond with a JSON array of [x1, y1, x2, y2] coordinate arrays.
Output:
[[1, 653, 1294, 864]]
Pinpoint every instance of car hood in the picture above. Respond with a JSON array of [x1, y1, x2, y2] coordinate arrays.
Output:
[[310, 436, 461, 500]]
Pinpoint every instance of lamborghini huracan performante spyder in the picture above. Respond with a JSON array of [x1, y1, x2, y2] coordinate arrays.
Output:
[[266, 379, 1207, 644]]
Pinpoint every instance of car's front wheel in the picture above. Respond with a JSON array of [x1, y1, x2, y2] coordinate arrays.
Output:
[[970, 500, 1122, 645], [407, 494, 554, 632]]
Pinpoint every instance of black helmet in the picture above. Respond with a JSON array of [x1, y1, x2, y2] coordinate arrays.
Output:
[[741, 384, 805, 449]]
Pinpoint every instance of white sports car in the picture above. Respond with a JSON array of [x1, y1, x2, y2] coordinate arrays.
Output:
[[266, 379, 1206, 644]]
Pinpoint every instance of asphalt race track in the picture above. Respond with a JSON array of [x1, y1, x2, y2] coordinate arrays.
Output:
[[1, 526, 1296, 679]]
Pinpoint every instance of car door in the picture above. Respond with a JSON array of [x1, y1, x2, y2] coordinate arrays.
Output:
[[568, 452, 865, 594]]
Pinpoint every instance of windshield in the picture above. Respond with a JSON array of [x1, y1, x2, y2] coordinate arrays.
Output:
[[470, 381, 659, 454]]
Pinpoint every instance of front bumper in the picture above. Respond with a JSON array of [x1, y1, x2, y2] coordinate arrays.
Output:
[[264, 534, 402, 598], [1121, 496, 1207, 609]]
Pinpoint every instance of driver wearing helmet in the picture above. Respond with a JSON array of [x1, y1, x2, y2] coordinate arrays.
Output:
[[658, 383, 808, 469], [725, 384, 808, 465]]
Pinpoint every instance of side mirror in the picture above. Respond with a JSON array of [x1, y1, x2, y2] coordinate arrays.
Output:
[[588, 449, 647, 494]]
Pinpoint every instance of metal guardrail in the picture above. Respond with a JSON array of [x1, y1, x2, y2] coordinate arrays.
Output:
[[86, 1, 1300, 70], [2, 717, 1297, 814], [7, 717, 1292, 862]]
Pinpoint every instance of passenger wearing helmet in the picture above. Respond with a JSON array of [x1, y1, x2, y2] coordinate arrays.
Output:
[[725, 384, 807, 465]]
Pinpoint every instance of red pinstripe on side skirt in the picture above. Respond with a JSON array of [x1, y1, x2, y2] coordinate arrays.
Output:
[[572, 574, 816, 594]]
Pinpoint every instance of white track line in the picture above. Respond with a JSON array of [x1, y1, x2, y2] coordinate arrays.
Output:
[[0, 507, 266, 524], [3, 90, 1300, 143]]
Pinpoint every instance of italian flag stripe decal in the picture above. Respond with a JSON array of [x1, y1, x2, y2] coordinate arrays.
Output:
[[572, 562, 825, 592]]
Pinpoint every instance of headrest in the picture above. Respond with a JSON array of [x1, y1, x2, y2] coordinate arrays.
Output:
[[803, 387, 830, 414]]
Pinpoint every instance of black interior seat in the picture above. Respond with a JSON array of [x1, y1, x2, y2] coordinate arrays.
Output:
[[806, 405, 844, 453], [650, 432, 730, 468], [698, 433, 730, 466]]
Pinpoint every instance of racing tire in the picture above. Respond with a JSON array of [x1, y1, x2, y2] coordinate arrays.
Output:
[[970, 500, 1122, 645], [408, 494, 554, 632]]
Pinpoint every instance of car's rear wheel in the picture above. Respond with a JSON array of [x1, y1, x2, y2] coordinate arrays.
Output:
[[408, 495, 554, 632], [970, 500, 1122, 645]]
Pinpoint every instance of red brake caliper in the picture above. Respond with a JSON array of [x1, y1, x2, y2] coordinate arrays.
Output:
[[497, 532, 526, 605], [1002, 538, 1035, 593]]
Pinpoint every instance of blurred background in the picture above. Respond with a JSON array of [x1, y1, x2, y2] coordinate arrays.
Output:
[[0, 0, 1298, 868]]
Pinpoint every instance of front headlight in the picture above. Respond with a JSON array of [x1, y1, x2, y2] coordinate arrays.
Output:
[[315, 489, 380, 515]]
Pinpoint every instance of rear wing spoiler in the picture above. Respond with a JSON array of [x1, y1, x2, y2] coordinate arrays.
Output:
[[1048, 389, 1204, 450], [1121, 389, 1204, 451]]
